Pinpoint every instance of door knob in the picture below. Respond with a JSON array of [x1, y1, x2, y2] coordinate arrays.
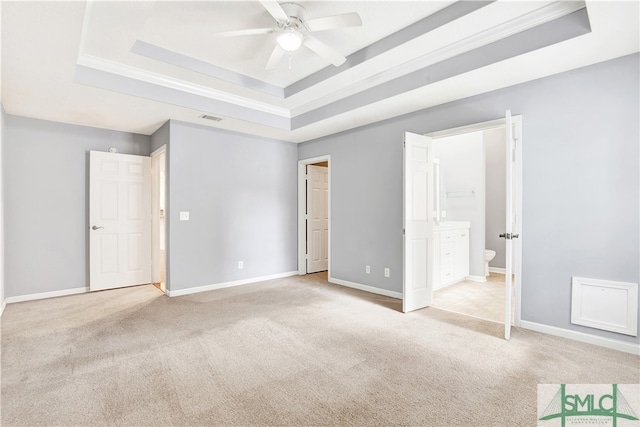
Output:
[[91, 225, 104, 230]]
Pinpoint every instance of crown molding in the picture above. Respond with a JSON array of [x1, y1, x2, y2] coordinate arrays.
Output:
[[76, 54, 291, 119], [289, 1, 586, 118], [130, 40, 286, 99]]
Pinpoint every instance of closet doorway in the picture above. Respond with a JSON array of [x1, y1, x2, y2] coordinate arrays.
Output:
[[151, 146, 167, 293], [298, 156, 330, 276]]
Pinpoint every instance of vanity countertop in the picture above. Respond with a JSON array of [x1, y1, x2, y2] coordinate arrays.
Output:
[[434, 221, 470, 231]]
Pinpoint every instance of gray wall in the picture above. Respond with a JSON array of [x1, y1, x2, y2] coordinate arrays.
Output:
[[166, 120, 298, 291], [484, 127, 507, 268], [151, 121, 170, 153], [4, 115, 150, 297], [3, 115, 298, 297], [299, 128, 404, 290], [299, 53, 639, 344], [434, 132, 485, 277]]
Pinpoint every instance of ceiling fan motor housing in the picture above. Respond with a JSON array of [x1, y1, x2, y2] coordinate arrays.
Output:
[[279, 2, 306, 30]]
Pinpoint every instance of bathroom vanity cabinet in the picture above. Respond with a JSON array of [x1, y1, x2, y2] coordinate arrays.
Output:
[[433, 222, 470, 290]]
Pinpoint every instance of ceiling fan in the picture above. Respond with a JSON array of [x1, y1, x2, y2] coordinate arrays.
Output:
[[213, 1, 362, 69]]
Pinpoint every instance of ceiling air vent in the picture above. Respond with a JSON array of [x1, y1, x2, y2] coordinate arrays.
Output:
[[198, 114, 223, 122]]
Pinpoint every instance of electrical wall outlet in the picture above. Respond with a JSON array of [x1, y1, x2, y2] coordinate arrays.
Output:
[[366, 265, 370, 274], [238, 261, 243, 269], [179, 211, 190, 221], [384, 268, 390, 278]]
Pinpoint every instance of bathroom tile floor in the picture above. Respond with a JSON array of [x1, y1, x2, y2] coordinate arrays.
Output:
[[432, 273, 514, 324]]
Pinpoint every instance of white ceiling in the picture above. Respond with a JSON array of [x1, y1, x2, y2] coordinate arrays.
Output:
[[1, 1, 638, 143]]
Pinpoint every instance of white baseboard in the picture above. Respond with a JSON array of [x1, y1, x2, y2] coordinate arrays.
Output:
[[5, 287, 89, 304], [467, 275, 487, 283], [4, 283, 173, 304], [329, 277, 403, 299], [167, 271, 298, 297], [520, 320, 640, 355], [489, 267, 506, 274], [0, 300, 6, 317]]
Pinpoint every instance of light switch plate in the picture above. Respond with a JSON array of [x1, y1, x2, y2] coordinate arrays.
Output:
[[384, 268, 390, 278], [180, 211, 190, 221]]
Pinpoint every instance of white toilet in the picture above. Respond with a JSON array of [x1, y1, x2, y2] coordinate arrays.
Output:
[[484, 249, 496, 277]]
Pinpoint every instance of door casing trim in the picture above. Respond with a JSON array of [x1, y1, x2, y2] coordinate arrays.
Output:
[[297, 155, 331, 276]]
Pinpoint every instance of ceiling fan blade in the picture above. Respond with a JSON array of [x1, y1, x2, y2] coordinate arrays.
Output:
[[305, 12, 362, 32], [260, 1, 290, 23], [212, 28, 275, 37], [303, 36, 346, 67], [265, 45, 285, 70]]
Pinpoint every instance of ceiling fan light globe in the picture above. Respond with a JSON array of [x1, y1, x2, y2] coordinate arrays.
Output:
[[276, 30, 303, 52]]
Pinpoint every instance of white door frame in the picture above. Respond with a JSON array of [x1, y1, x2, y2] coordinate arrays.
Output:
[[298, 155, 331, 276], [151, 145, 167, 292], [426, 116, 523, 327]]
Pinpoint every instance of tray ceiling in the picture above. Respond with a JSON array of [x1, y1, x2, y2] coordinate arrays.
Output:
[[2, 1, 639, 142]]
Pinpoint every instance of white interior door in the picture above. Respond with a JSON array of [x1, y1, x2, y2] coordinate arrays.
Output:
[[403, 132, 434, 312], [504, 111, 515, 339], [306, 165, 328, 273], [90, 151, 152, 291]]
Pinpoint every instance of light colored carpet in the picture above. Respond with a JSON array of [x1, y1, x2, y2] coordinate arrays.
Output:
[[1, 273, 638, 426]]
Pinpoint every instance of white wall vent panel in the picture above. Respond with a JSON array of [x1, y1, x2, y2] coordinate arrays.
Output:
[[571, 277, 638, 336]]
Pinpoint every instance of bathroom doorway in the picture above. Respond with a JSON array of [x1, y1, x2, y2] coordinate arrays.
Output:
[[427, 116, 522, 330]]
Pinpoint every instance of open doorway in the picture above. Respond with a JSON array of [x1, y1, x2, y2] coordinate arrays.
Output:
[[151, 146, 167, 293], [298, 156, 330, 276], [426, 116, 522, 329]]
